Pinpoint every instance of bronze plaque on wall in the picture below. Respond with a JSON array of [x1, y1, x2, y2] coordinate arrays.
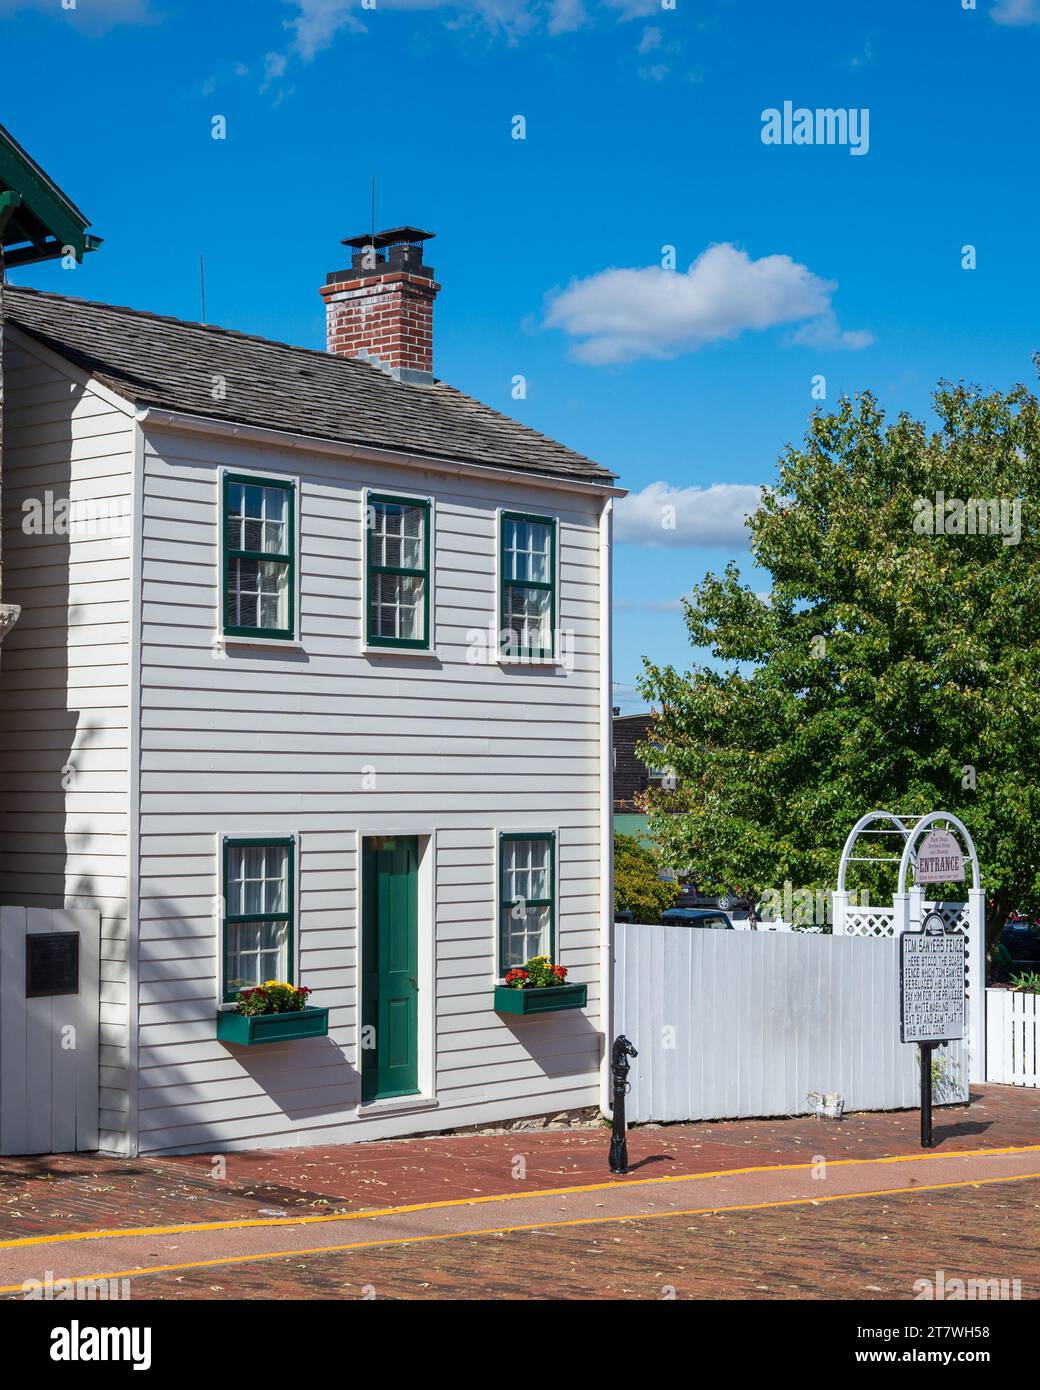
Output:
[[25, 932, 80, 998]]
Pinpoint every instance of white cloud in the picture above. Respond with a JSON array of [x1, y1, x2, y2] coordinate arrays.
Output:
[[601, 0, 660, 17], [0, 0, 157, 24], [548, 0, 588, 33], [277, 0, 676, 62], [790, 310, 874, 351], [615, 481, 761, 549], [544, 242, 871, 365], [991, 0, 1040, 24], [282, 0, 365, 60]]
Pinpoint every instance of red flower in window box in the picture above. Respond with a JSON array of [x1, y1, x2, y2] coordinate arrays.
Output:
[[504, 957, 568, 989]]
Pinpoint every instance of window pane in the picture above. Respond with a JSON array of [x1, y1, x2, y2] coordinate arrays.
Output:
[[502, 585, 550, 653], [503, 837, 551, 905], [226, 918, 288, 992], [228, 844, 288, 917], [503, 518, 551, 584], [369, 501, 425, 571], [228, 483, 288, 555], [263, 845, 288, 913], [227, 558, 289, 630], [500, 904, 550, 969], [370, 572, 424, 641]]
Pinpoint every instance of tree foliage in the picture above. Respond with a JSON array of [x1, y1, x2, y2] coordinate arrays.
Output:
[[639, 383, 1040, 948], [614, 833, 680, 922]]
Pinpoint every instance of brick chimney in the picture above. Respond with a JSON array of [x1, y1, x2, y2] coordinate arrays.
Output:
[[320, 226, 439, 386]]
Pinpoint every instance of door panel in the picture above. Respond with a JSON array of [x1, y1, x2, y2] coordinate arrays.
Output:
[[362, 837, 419, 1102], [0, 907, 100, 1155]]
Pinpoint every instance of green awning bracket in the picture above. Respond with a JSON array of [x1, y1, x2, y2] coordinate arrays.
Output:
[[0, 123, 100, 267]]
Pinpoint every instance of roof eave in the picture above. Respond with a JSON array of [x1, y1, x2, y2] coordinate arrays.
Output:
[[0, 127, 98, 264], [135, 405, 628, 499]]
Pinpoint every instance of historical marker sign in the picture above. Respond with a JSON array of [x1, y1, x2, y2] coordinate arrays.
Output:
[[899, 915, 965, 1044], [915, 829, 965, 885]]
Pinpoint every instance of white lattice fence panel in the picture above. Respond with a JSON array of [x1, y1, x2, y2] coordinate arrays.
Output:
[[844, 908, 896, 938], [925, 901, 970, 935]]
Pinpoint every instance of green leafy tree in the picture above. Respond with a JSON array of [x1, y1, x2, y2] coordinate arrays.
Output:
[[614, 833, 680, 922], [639, 383, 1040, 949]]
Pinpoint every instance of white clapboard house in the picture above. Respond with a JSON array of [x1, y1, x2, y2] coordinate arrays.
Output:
[[0, 227, 621, 1155]]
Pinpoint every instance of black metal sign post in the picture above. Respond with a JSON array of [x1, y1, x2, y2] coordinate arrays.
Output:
[[919, 1040, 934, 1149], [608, 1035, 638, 1174], [899, 912, 965, 1151]]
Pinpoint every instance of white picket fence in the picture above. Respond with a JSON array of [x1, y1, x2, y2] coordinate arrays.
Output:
[[986, 988, 1040, 1087], [613, 922, 969, 1124]]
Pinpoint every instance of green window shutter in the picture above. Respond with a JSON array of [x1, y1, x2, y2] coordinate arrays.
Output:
[[222, 473, 295, 639], [498, 831, 556, 976], [500, 512, 556, 659], [222, 837, 295, 1002], [365, 494, 431, 649]]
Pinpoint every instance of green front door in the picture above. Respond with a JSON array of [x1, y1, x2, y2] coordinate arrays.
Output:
[[361, 836, 419, 1102]]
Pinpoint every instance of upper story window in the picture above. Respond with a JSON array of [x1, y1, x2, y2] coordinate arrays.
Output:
[[366, 493, 431, 649], [500, 512, 555, 660], [223, 474, 295, 640]]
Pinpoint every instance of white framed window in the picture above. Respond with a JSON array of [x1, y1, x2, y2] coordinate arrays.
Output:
[[365, 493, 431, 649], [222, 474, 295, 639], [498, 832, 555, 973], [500, 512, 556, 659], [222, 838, 293, 1000]]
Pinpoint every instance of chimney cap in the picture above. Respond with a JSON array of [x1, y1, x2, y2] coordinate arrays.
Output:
[[341, 225, 435, 251]]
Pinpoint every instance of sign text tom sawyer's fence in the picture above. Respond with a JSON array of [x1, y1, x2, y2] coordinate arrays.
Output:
[[900, 912, 966, 1149], [899, 917, 966, 1045]]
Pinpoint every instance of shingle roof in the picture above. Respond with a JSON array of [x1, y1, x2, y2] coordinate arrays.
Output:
[[3, 285, 615, 485]]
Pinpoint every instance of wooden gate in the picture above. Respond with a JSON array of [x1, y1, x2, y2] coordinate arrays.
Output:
[[0, 907, 100, 1154]]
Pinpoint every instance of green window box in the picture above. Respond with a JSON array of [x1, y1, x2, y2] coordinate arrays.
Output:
[[216, 1005, 329, 1046], [494, 983, 587, 1015]]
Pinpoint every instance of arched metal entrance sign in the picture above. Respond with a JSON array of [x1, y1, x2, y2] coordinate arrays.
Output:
[[833, 810, 986, 1095]]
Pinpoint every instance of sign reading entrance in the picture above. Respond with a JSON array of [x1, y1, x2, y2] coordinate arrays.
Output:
[[915, 829, 965, 885], [25, 932, 80, 998], [899, 915, 965, 1044]]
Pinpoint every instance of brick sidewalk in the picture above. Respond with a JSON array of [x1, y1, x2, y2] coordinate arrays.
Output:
[[0, 1084, 1035, 1242]]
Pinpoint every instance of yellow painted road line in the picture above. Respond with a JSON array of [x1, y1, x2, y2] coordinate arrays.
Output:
[[3, 1142, 1040, 1253], [1, 1169, 1035, 1296]]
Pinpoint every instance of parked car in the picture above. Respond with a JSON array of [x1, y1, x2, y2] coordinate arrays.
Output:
[[660, 908, 734, 930], [675, 884, 750, 913], [1000, 922, 1040, 966]]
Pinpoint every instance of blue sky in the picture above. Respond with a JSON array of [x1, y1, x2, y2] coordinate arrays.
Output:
[[2, 0, 1038, 710]]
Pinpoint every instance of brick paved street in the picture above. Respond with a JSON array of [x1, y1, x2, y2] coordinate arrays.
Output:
[[0, 1085, 1037, 1301], [127, 1180, 1038, 1301], [0, 1085, 1035, 1243]]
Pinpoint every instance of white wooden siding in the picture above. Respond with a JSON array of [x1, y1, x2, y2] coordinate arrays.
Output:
[[135, 426, 603, 1153], [0, 336, 133, 1151]]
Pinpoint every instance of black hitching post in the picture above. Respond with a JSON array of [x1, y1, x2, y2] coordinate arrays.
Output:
[[609, 1035, 638, 1174], [920, 1042, 934, 1149]]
